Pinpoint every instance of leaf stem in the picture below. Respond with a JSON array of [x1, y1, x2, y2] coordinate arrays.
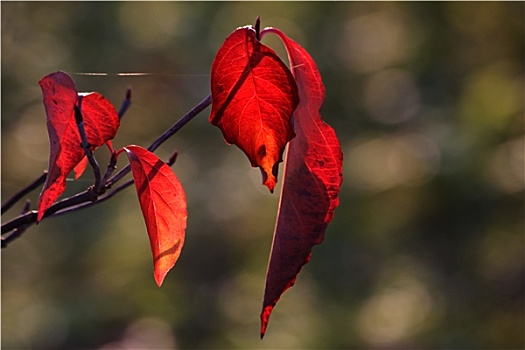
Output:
[[75, 97, 102, 192], [254, 16, 261, 41]]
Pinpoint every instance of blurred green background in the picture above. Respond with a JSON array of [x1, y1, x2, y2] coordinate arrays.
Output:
[[2, 2, 523, 349]]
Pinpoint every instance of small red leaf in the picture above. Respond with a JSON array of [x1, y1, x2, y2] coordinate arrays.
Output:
[[209, 26, 298, 192], [123, 145, 187, 287], [37, 71, 120, 221], [260, 29, 344, 337], [73, 156, 88, 179], [78, 92, 121, 148]]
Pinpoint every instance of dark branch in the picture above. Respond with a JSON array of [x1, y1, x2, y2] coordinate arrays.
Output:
[[254, 16, 261, 41], [118, 87, 132, 119], [1, 171, 47, 214], [1, 200, 33, 247], [1, 93, 212, 248], [167, 150, 179, 166], [148, 94, 212, 153], [74, 97, 102, 192], [106, 93, 212, 187]]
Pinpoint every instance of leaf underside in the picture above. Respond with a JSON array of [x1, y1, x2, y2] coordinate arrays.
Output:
[[260, 29, 344, 338]]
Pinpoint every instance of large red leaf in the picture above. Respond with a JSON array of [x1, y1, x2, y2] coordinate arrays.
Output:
[[123, 145, 187, 287], [37, 71, 120, 221], [209, 26, 298, 192], [259, 29, 344, 337]]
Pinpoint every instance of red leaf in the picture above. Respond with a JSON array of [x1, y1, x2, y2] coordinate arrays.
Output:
[[209, 26, 298, 192], [37, 71, 120, 221], [259, 29, 344, 337], [123, 145, 187, 287], [73, 156, 88, 179]]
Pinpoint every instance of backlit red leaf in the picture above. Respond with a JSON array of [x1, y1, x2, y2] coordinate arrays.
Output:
[[37, 71, 120, 221], [209, 26, 298, 192], [73, 156, 88, 180], [259, 29, 344, 337], [123, 145, 187, 287]]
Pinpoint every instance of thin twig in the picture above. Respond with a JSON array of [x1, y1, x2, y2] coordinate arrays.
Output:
[[106, 93, 212, 187], [1, 200, 33, 247], [98, 87, 133, 187], [118, 87, 132, 119], [1, 225, 31, 248], [101, 151, 119, 187], [53, 178, 134, 217], [149, 93, 212, 152], [74, 97, 102, 192], [1, 171, 47, 214], [167, 150, 179, 166]]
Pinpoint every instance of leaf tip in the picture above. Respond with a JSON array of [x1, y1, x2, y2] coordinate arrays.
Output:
[[36, 202, 45, 222], [264, 178, 276, 193], [260, 304, 274, 339], [154, 269, 169, 287], [260, 167, 277, 193], [258, 146, 281, 193], [153, 247, 180, 287]]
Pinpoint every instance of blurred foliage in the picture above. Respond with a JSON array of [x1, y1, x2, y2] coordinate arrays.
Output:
[[2, 2, 524, 349]]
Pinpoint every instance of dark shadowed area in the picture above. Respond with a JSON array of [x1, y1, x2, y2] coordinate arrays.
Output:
[[2, 2, 523, 349]]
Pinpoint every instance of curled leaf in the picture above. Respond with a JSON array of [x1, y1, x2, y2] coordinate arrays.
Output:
[[124, 145, 187, 286], [260, 29, 344, 337], [37, 71, 120, 221], [209, 26, 298, 192]]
